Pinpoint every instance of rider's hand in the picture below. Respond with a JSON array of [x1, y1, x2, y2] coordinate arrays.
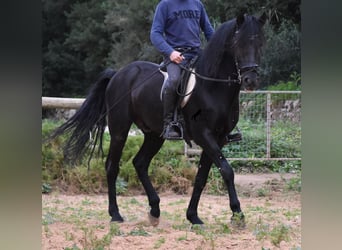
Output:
[[170, 51, 185, 64]]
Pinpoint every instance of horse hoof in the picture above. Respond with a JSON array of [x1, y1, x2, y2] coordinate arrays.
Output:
[[110, 215, 124, 223], [187, 214, 204, 225], [148, 213, 160, 227], [230, 212, 246, 229]]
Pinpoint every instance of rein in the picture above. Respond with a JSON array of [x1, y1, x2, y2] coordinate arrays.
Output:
[[179, 63, 241, 84]]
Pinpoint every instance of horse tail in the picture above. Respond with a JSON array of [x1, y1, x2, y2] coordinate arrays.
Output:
[[49, 68, 116, 165]]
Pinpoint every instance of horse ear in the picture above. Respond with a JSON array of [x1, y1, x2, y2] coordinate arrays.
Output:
[[236, 13, 245, 27], [258, 12, 267, 26]]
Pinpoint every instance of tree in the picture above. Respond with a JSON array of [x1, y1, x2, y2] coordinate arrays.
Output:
[[42, 0, 112, 97], [105, 0, 160, 68], [42, 0, 81, 97], [42, 0, 301, 97], [64, 0, 112, 86], [260, 20, 301, 87]]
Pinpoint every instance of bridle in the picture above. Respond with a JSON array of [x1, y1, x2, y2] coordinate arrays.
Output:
[[174, 35, 260, 85], [177, 58, 259, 85], [178, 63, 241, 84]]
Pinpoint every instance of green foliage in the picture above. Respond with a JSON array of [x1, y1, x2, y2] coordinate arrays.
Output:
[[42, 0, 112, 98], [203, 0, 301, 25], [64, 245, 81, 250], [42, 120, 192, 194], [260, 20, 301, 88], [128, 226, 150, 236], [267, 72, 301, 91], [270, 121, 301, 158], [285, 176, 301, 192], [42, 118, 301, 194], [223, 119, 267, 158], [223, 118, 301, 173], [254, 217, 290, 246], [105, 0, 161, 67], [42, 0, 301, 98], [42, 183, 52, 194], [64, 0, 112, 80]]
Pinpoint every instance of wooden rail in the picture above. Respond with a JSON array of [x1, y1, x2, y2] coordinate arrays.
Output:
[[42, 97, 85, 109]]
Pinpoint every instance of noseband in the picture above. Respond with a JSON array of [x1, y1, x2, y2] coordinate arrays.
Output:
[[237, 63, 259, 81]]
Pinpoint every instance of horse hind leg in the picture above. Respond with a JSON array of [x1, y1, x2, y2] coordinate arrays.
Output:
[[106, 131, 130, 223], [132, 133, 164, 226]]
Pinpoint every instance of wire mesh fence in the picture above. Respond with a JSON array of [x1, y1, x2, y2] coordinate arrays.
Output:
[[184, 91, 301, 161]]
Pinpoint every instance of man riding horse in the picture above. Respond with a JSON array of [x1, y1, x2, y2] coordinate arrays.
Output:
[[150, 0, 242, 142]]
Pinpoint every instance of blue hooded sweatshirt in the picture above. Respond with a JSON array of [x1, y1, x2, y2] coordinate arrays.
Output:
[[150, 0, 214, 57]]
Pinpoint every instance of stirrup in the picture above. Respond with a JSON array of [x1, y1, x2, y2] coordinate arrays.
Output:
[[226, 132, 242, 143], [163, 121, 183, 140]]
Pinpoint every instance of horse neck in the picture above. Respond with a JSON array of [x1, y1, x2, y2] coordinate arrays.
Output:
[[196, 53, 241, 96]]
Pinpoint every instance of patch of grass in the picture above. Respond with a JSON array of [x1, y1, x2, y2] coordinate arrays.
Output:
[[42, 211, 57, 225], [81, 197, 95, 206], [171, 219, 190, 231], [285, 176, 301, 192], [269, 224, 290, 246], [191, 224, 216, 249], [128, 226, 150, 236], [42, 183, 52, 193], [128, 197, 141, 205], [253, 217, 291, 247], [64, 244, 81, 250], [64, 231, 75, 241], [256, 187, 269, 197], [254, 217, 270, 241], [77, 223, 123, 249], [177, 233, 188, 241], [153, 237, 166, 249], [283, 209, 301, 220], [168, 199, 186, 206]]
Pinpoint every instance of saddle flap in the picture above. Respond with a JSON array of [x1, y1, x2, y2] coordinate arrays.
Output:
[[159, 69, 196, 108]]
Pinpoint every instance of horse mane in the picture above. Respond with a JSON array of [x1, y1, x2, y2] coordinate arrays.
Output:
[[199, 20, 236, 76]]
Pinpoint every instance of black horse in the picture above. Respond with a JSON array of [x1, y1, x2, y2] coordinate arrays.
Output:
[[50, 13, 266, 226]]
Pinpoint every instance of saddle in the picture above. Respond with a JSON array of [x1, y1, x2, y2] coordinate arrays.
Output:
[[159, 55, 198, 107], [159, 56, 198, 141]]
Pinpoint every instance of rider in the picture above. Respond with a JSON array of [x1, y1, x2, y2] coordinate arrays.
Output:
[[150, 0, 242, 142], [150, 0, 214, 139]]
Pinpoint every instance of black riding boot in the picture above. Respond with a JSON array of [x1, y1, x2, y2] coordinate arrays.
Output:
[[162, 88, 182, 140], [227, 132, 242, 142], [226, 127, 243, 143]]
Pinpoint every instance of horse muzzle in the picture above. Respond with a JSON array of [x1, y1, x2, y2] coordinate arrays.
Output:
[[240, 66, 260, 90]]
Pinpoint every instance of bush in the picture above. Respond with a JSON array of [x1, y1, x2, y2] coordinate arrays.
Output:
[[42, 119, 194, 194], [42, 118, 301, 195], [260, 20, 301, 88]]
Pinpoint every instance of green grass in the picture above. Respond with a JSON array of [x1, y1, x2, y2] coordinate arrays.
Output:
[[42, 119, 301, 195]]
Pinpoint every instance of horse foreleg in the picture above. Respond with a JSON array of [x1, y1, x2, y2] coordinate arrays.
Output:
[[194, 134, 244, 226], [186, 152, 212, 224], [133, 134, 164, 226], [216, 153, 245, 226]]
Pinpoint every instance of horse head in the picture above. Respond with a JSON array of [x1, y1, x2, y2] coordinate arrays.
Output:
[[232, 13, 267, 90]]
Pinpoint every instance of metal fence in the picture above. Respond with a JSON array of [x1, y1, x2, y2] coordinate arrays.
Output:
[[184, 91, 301, 161], [42, 91, 301, 161]]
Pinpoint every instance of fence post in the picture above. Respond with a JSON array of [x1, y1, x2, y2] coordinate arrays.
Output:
[[266, 92, 271, 159]]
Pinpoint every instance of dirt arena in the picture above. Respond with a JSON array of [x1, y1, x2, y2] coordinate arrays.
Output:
[[42, 173, 301, 250]]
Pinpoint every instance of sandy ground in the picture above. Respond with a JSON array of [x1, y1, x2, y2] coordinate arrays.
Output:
[[42, 173, 301, 250]]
